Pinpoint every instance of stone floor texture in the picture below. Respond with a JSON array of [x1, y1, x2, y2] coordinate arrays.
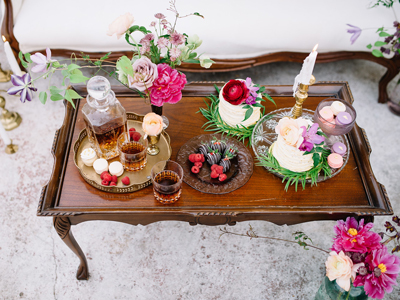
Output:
[[0, 47, 399, 299]]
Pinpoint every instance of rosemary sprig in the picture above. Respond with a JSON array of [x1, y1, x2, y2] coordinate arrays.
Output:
[[256, 148, 332, 192]]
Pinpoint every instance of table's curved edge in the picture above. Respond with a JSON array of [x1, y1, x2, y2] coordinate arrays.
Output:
[[37, 82, 393, 219]]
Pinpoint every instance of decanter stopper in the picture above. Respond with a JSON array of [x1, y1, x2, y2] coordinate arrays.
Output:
[[87, 76, 111, 100]]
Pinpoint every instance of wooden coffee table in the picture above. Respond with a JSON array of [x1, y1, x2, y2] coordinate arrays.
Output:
[[37, 82, 392, 280]]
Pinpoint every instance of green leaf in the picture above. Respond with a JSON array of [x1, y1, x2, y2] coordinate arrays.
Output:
[[18, 51, 28, 69], [312, 153, 320, 167], [183, 59, 200, 64], [189, 52, 197, 59], [263, 93, 276, 106], [69, 74, 89, 83], [372, 49, 384, 57], [24, 53, 32, 63], [67, 64, 81, 72], [65, 89, 83, 99], [376, 27, 384, 33], [379, 31, 391, 37], [100, 52, 111, 61], [252, 103, 264, 108], [243, 107, 253, 122], [374, 41, 387, 47], [39, 91, 47, 104], [193, 12, 204, 18], [315, 147, 323, 153], [366, 44, 373, 49], [50, 93, 64, 101], [116, 56, 134, 77], [49, 86, 64, 94], [64, 90, 76, 109]]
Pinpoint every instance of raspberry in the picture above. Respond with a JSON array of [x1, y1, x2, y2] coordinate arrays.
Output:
[[215, 166, 224, 175], [191, 166, 200, 174], [121, 176, 130, 185], [110, 182, 116, 186], [189, 153, 197, 163], [111, 175, 118, 183], [211, 164, 219, 171], [200, 154, 205, 163], [194, 162, 203, 168], [130, 132, 141, 142], [194, 154, 202, 162], [103, 173, 112, 182], [101, 179, 110, 186], [219, 174, 227, 182], [100, 171, 109, 180], [129, 127, 136, 132], [210, 170, 219, 179]]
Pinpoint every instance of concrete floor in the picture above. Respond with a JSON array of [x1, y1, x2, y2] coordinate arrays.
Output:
[[0, 46, 399, 299]]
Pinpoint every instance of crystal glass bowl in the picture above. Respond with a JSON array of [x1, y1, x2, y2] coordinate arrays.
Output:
[[313, 98, 356, 136]]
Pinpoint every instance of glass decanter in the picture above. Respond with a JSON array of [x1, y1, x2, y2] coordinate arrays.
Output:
[[82, 76, 127, 160]]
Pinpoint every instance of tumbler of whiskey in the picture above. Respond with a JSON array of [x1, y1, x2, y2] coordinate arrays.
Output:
[[151, 161, 183, 204], [117, 132, 148, 171]]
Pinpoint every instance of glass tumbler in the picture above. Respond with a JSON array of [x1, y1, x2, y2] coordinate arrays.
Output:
[[151, 160, 183, 204], [117, 132, 148, 171]]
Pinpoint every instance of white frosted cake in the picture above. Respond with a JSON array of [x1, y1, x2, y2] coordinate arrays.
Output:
[[271, 117, 316, 173], [218, 79, 261, 127]]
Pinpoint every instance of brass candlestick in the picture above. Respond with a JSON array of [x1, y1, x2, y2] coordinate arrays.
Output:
[[0, 64, 11, 82], [0, 95, 22, 130], [291, 75, 316, 119]]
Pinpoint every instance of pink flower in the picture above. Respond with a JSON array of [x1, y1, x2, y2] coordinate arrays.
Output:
[[150, 21, 156, 27], [353, 247, 400, 299], [154, 13, 166, 19], [140, 33, 154, 43], [31, 48, 52, 73], [331, 217, 382, 254], [274, 117, 308, 148], [161, 19, 168, 25], [140, 44, 150, 55], [142, 113, 164, 136], [325, 251, 364, 291], [170, 32, 186, 46], [107, 13, 134, 39], [149, 64, 187, 107], [127, 57, 158, 92], [169, 47, 181, 59], [157, 37, 169, 48]]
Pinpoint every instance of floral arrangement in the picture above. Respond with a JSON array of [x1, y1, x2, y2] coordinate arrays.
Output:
[[199, 79, 275, 146], [256, 118, 331, 191], [221, 216, 400, 299], [7, 0, 213, 108], [142, 112, 165, 136]]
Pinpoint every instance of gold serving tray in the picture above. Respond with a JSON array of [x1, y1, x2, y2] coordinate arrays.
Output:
[[73, 112, 172, 193]]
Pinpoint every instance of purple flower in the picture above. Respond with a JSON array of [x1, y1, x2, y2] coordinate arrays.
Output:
[[380, 47, 391, 55], [244, 77, 259, 105], [7, 73, 37, 103], [347, 24, 362, 45], [245, 95, 257, 105], [299, 140, 313, 152], [30, 48, 52, 73], [303, 123, 324, 143]]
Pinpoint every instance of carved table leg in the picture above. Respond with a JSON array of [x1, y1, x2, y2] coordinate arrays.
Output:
[[53, 216, 89, 280]]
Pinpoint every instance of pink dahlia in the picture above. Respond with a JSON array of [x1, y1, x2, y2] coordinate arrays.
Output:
[[353, 247, 400, 299], [149, 64, 187, 107], [331, 217, 382, 253]]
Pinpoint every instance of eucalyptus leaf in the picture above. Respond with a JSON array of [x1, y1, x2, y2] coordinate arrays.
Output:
[[39, 91, 47, 104]]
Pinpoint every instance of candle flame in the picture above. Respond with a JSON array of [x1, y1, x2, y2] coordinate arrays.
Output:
[[313, 44, 319, 52], [2, 36, 6, 42]]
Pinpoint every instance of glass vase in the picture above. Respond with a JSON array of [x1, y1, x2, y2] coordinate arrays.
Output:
[[314, 277, 368, 300]]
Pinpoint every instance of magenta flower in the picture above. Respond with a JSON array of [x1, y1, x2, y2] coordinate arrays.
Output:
[[331, 217, 382, 253], [353, 247, 400, 299], [7, 73, 37, 103], [170, 32, 185, 46], [347, 24, 362, 45], [31, 48, 52, 73], [149, 64, 187, 106]]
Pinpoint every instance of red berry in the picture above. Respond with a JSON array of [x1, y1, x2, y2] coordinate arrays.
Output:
[[200, 154, 205, 162], [211, 164, 219, 171], [110, 182, 116, 186], [215, 166, 224, 175], [194, 154, 202, 162], [219, 174, 227, 182], [194, 162, 203, 168], [103, 173, 112, 182], [111, 175, 118, 183], [129, 127, 136, 132], [191, 166, 200, 174], [189, 153, 197, 163], [101, 179, 110, 186], [130, 132, 141, 142], [100, 171, 109, 180], [210, 170, 219, 179], [121, 176, 130, 185]]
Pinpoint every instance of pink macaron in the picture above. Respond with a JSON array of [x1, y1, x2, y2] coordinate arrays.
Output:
[[328, 153, 344, 169], [319, 106, 334, 122]]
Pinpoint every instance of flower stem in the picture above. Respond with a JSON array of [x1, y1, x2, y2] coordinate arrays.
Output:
[[129, 34, 141, 58]]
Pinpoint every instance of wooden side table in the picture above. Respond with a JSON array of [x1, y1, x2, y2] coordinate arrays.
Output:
[[37, 82, 392, 280]]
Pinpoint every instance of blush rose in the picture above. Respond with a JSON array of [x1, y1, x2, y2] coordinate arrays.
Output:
[[275, 117, 309, 148], [127, 57, 158, 92], [107, 13, 135, 39], [142, 113, 164, 136]]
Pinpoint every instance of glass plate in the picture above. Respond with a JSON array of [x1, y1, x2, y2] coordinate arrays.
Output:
[[251, 108, 350, 183], [176, 133, 254, 194]]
